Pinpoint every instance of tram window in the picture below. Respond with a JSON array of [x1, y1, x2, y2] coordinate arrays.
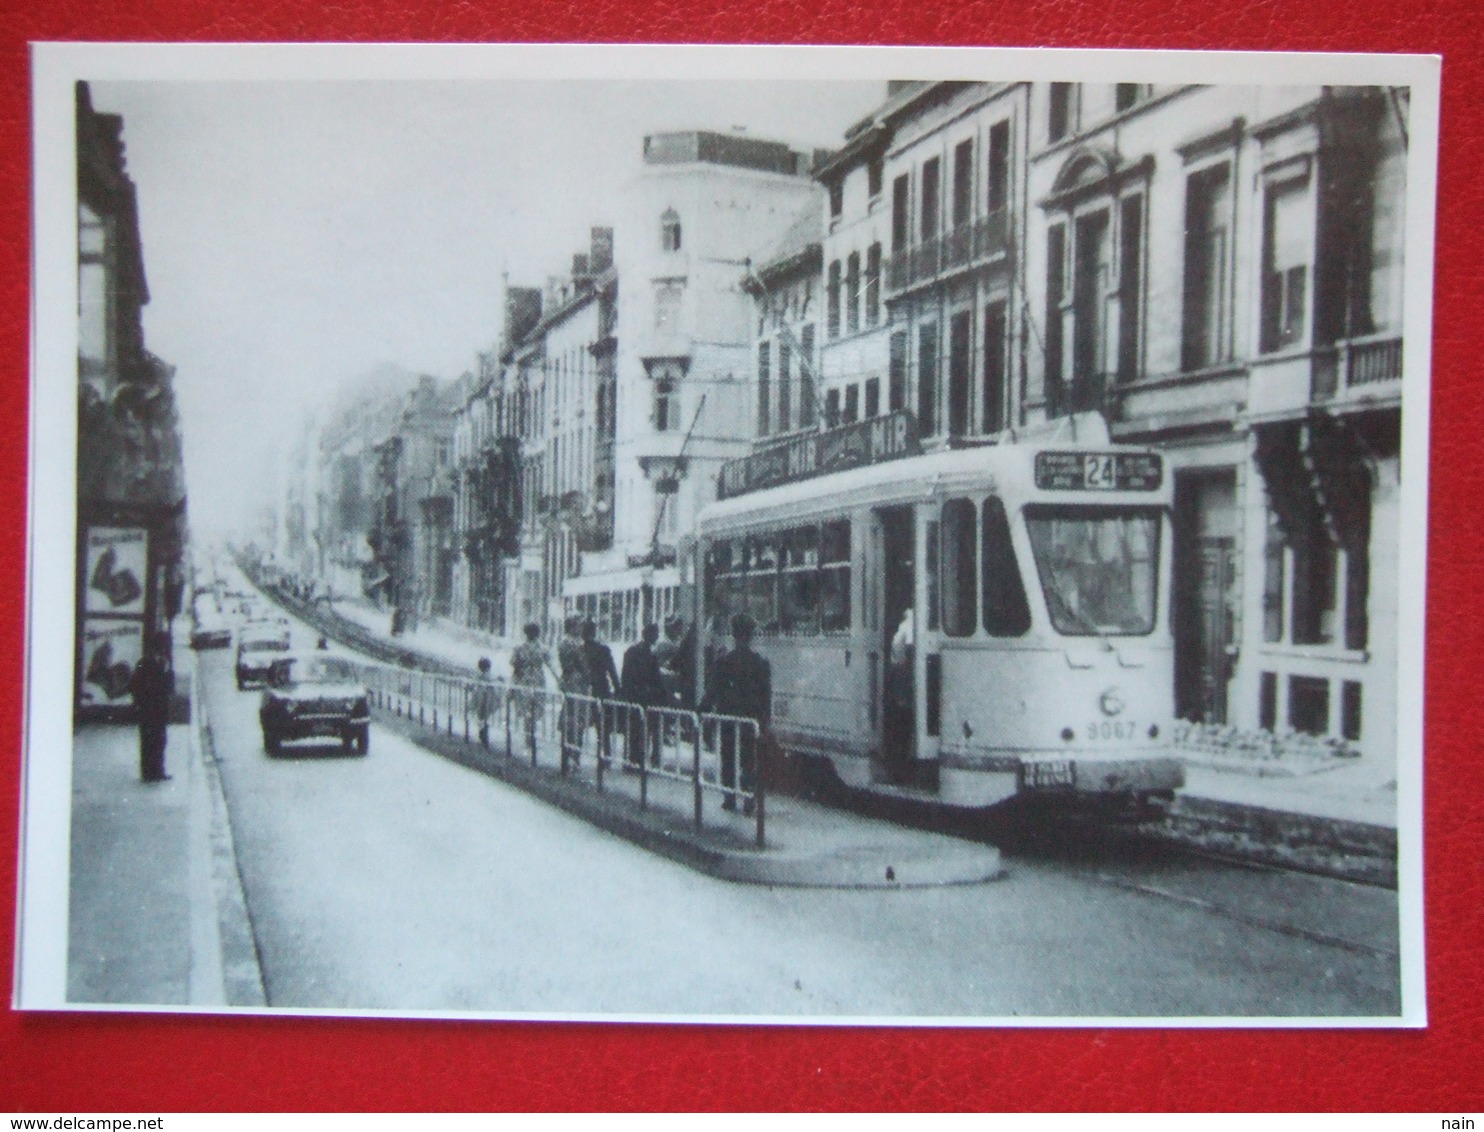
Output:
[[941, 499, 978, 637], [1024, 505, 1161, 636], [779, 526, 821, 635], [747, 537, 780, 634], [982, 496, 1031, 636], [820, 519, 852, 633]]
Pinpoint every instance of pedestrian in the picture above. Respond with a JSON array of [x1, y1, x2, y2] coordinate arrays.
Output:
[[473, 656, 496, 749], [620, 623, 666, 768], [661, 616, 697, 711], [581, 619, 620, 764], [509, 623, 551, 755], [557, 616, 588, 765], [699, 613, 771, 814], [130, 632, 174, 783]]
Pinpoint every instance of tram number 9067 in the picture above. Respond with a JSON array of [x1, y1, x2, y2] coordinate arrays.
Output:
[[1087, 720, 1139, 741]]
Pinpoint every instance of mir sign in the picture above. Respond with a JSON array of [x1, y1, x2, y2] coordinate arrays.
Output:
[[717, 411, 922, 500]]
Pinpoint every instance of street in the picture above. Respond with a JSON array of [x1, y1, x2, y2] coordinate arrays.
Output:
[[198, 615, 1399, 1018]]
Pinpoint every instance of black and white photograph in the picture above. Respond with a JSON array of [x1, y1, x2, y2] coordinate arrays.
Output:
[[18, 44, 1437, 1023]]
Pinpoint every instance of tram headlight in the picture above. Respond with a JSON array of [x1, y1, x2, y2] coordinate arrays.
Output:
[[1099, 687, 1125, 717], [1060, 727, 1075, 742]]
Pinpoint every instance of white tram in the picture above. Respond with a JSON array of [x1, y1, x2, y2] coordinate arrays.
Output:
[[695, 412, 1184, 812]]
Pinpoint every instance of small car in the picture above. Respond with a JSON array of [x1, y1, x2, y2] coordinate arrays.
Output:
[[235, 626, 292, 689], [190, 612, 233, 650], [259, 652, 370, 755]]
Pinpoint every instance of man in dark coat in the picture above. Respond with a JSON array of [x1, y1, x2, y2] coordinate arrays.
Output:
[[700, 614, 771, 814], [130, 633, 174, 782], [581, 619, 620, 763], [620, 623, 666, 768]]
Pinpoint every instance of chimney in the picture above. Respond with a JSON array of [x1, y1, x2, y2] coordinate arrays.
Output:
[[590, 227, 614, 272], [503, 286, 543, 348]]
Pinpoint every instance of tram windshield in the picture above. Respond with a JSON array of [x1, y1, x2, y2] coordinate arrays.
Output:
[[1024, 505, 1161, 637]]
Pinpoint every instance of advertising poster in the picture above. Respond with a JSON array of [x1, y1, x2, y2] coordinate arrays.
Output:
[[83, 525, 148, 617], [77, 617, 142, 708]]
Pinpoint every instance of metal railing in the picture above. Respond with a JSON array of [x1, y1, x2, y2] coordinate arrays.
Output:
[[884, 211, 1011, 295], [360, 664, 767, 847]]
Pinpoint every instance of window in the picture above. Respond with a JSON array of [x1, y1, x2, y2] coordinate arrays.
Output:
[[1025, 505, 1161, 636], [920, 158, 941, 242], [889, 330, 908, 412], [825, 388, 841, 429], [746, 537, 779, 634], [1049, 83, 1075, 142], [78, 202, 110, 369], [868, 156, 883, 198], [982, 496, 1031, 636], [846, 251, 861, 334], [661, 208, 682, 252], [1259, 672, 1278, 730], [1342, 681, 1363, 742], [654, 281, 684, 334], [1045, 223, 1066, 409], [917, 323, 938, 436], [779, 527, 820, 635], [827, 260, 842, 338], [1262, 495, 1368, 651], [1289, 675, 1329, 736], [864, 376, 881, 419], [892, 174, 911, 251], [756, 341, 771, 437], [982, 299, 1008, 434], [1182, 162, 1233, 371], [987, 120, 1010, 217], [941, 498, 978, 637], [948, 309, 972, 438], [1261, 175, 1313, 352], [1072, 209, 1112, 392], [952, 139, 974, 229], [843, 383, 860, 424], [653, 373, 679, 432], [1115, 83, 1142, 112], [798, 324, 817, 429], [778, 338, 793, 433], [829, 179, 843, 219], [1117, 194, 1144, 382], [820, 519, 852, 632]]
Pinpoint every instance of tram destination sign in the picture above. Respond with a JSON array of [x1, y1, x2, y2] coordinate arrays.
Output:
[[717, 410, 923, 500], [1035, 451, 1164, 492]]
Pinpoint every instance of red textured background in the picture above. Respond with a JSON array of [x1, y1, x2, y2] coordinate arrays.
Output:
[[0, 0, 1477, 1115]]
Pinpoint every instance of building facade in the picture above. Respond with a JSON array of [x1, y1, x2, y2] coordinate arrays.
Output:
[[570, 130, 826, 644], [1018, 81, 1407, 772], [75, 82, 188, 719]]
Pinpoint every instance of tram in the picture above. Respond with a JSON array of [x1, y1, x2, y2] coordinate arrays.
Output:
[[694, 410, 1184, 812]]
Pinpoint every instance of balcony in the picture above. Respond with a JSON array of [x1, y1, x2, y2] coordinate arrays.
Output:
[[885, 210, 1011, 296], [1250, 334, 1403, 422]]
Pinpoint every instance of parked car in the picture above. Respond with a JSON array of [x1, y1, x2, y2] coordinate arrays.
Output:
[[190, 611, 233, 650], [259, 652, 370, 755], [235, 625, 292, 689]]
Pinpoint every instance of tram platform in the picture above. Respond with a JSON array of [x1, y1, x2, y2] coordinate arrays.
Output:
[[371, 706, 1005, 889]]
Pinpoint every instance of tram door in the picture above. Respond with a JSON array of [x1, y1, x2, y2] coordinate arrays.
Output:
[[878, 506, 916, 783]]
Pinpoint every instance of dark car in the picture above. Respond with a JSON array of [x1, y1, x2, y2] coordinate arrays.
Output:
[[259, 653, 370, 755], [235, 625, 291, 689]]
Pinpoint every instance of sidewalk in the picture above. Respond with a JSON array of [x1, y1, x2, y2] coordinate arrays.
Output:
[[66, 649, 264, 1008], [332, 598, 511, 674]]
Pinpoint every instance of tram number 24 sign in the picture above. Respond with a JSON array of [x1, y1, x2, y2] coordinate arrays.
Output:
[[1035, 451, 1163, 492]]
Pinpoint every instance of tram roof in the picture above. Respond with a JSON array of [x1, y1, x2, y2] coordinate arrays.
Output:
[[699, 436, 1166, 529]]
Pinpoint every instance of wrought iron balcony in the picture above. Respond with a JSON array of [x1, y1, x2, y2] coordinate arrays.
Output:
[[884, 210, 1011, 296]]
